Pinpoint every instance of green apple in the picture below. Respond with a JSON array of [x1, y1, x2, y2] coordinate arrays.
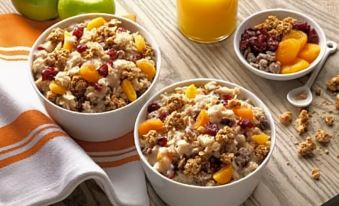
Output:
[[58, 0, 115, 20], [11, 0, 58, 21]]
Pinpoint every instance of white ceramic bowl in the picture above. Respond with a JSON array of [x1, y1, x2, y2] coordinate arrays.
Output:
[[234, 9, 326, 81], [28, 13, 161, 142], [134, 78, 276, 206]]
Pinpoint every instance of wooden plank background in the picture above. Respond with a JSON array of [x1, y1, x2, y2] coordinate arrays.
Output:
[[1, 0, 338, 205]]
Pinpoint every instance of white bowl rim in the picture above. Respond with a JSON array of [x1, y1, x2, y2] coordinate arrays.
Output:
[[28, 13, 161, 116], [233, 8, 326, 79], [134, 78, 276, 190]]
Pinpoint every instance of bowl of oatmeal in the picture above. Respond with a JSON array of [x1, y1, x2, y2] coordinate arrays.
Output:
[[234, 9, 328, 81], [134, 79, 276, 206], [28, 13, 161, 141]]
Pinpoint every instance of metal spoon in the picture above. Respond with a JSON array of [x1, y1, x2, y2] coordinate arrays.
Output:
[[287, 41, 337, 107]]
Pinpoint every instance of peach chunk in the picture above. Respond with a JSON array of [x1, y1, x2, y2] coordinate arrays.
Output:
[[49, 81, 66, 95], [134, 34, 146, 52], [87, 17, 107, 30], [194, 109, 209, 129], [252, 133, 269, 145], [138, 119, 164, 136], [121, 79, 137, 102], [233, 107, 254, 120], [136, 59, 156, 80], [63, 31, 73, 51], [80, 64, 100, 83], [283, 30, 308, 49], [298, 43, 320, 63], [276, 39, 301, 65], [185, 84, 197, 99], [213, 165, 233, 184], [281, 58, 310, 74]]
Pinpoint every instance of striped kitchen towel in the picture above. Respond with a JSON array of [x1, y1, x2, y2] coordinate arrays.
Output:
[[0, 14, 148, 206]]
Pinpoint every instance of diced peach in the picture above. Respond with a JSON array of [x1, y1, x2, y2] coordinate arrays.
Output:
[[138, 119, 164, 136], [49, 81, 66, 95], [134, 34, 146, 52], [298, 43, 320, 63], [123, 14, 137, 22], [233, 107, 254, 120], [194, 109, 209, 129], [276, 39, 301, 65], [79, 64, 100, 82], [87, 17, 107, 30], [213, 165, 233, 184], [121, 79, 137, 102], [185, 84, 197, 99], [283, 30, 308, 49], [63, 31, 73, 51], [252, 133, 269, 145], [136, 59, 156, 80], [281, 58, 310, 74]]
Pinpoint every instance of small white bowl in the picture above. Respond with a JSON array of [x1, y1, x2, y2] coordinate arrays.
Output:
[[233, 9, 326, 81], [28, 13, 161, 142], [134, 78, 276, 206]]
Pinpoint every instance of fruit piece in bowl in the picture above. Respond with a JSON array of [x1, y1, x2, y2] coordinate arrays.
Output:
[[134, 79, 276, 206]]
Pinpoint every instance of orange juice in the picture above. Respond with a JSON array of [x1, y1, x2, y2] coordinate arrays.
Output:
[[177, 0, 238, 43]]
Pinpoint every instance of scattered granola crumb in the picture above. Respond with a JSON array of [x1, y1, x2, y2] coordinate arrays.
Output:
[[295, 109, 310, 135], [279, 111, 293, 126], [323, 115, 334, 126], [336, 94, 339, 110], [286, 162, 290, 166], [326, 74, 339, 92], [324, 149, 329, 155], [298, 137, 316, 156], [337, 153, 339, 158], [311, 167, 320, 180], [315, 129, 332, 144], [314, 87, 321, 96]]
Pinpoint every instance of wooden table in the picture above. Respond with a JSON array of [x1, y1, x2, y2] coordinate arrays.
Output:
[[2, 0, 338, 205]]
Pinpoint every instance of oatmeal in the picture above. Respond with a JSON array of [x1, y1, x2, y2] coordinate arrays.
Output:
[[138, 81, 271, 186], [32, 17, 156, 112], [240, 16, 320, 74]]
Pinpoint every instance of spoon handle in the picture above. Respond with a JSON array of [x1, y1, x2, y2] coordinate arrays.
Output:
[[305, 40, 337, 88]]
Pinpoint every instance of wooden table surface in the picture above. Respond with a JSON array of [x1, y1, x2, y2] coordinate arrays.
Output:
[[2, 0, 338, 205]]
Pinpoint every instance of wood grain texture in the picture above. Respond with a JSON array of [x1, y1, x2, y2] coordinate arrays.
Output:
[[1, 0, 338, 205]]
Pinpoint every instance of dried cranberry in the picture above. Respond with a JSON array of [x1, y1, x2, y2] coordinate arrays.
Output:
[[308, 28, 319, 44], [147, 103, 161, 113], [76, 44, 87, 53], [37, 46, 46, 51], [159, 111, 168, 121], [192, 110, 200, 120], [293, 21, 310, 33], [116, 27, 126, 33], [98, 64, 109, 77], [209, 156, 221, 173], [107, 49, 118, 60], [157, 137, 168, 146], [238, 119, 254, 129], [221, 118, 234, 126], [90, 82, 103, 91], [72, 27, 84, 39], [220, 94, 233, 105], [41, 67, 57, 80], [205, 122, 219, 136]]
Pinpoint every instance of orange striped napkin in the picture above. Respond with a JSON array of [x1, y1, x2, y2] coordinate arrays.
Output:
[[0, 14, 148, 206]]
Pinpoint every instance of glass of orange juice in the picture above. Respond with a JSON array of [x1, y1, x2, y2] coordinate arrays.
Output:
[[177, 0, 238, 43]]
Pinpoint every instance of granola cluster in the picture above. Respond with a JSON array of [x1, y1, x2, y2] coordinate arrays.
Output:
[[255, 15, 296, 37], [327, 74, 339, 92], [32, 17, 156, 113], [295, 109, 310, 135], [139, 81, 271, 186], [297, 137, 316, 156]]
